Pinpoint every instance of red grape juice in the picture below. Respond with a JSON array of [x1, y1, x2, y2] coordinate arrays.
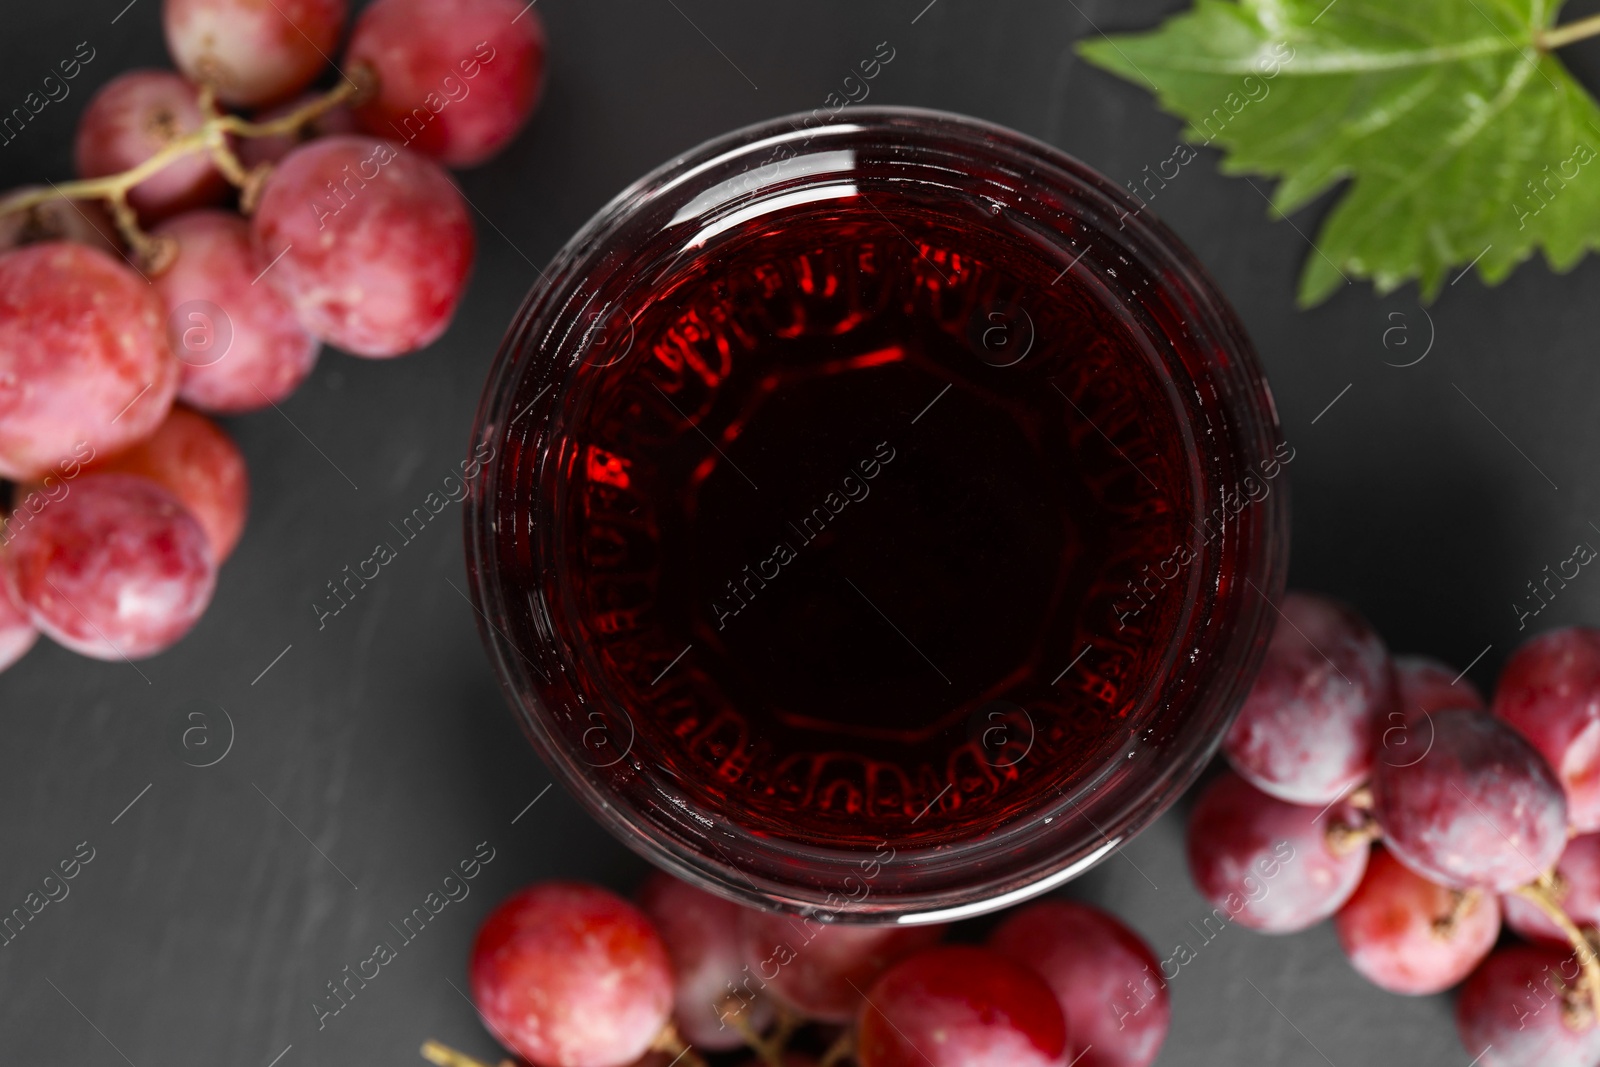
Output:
[[494, 189, 1204, 848]]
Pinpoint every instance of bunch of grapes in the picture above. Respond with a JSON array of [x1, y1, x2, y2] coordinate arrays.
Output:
[[433, 871, 1172, 1067], [0, 0, 547, 669], [1192, 594, 1600, 1067]]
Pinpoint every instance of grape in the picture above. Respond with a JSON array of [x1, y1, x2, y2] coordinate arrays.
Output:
[[989, 899, 1168, 1067], [0, 242, 178, 482], [1372, 707, 1566, 892], [1185, 769, 1369, 933], [1503, 833, 1600, 944], [1333, 846, 1499, 995], [1494, 627, 1600, 831], [1376, 655, 1487, 769], [1456, 945, 1600, 1067], [740, 910, 945, 1023], [0, 189, 121, 257], [1222, 591, 1393, 804], [1395, 654, 1485, 715], [236, 93, 361, 169], [856, 945, 1067, 1067], [0, 542, 39, 673], [637, 872, 774, 1051], [75, 71, 226, 223], [345, 0, 547, 168], [250, 136, 475, 357], [470, 882, 673, 1067], [164, 0, 347, 108], [151, 210, 319, 414], [3, 474, 215, 660], [89, 407, 248, 561]]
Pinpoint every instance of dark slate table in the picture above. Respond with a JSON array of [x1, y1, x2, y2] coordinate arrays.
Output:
[[6, 2, 1599, 1064]]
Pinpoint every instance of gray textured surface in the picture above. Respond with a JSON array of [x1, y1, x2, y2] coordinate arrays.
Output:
[[5, 1, 1600, 1064]]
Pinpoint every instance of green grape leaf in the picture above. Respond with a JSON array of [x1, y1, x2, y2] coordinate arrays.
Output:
[[1079, 0, 1600, 306]]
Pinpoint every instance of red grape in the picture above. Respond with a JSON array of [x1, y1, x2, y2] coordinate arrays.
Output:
[[0, 545, 39, 673], [1372, 707, 1566, 892], [1456, 944, 1600, 1067], [1333, 846, 1499, 995], [75, 71, 226, 223], [236, 93, 361, 169], [3, 474, 215, 660], [989, 900, 1168, 1067], [740, 910, 945, 1023], [250, 136, 475, 357], [1503, 833, 1600, 944], [1185, 769, 1369, 933], [164, 0, 347, 108], [0, 189, 121, 257], [1223, 591, 1393, 804], [89, 407, 248, 561], [637, 872, 773, 1051], [856, 945, 1067, 1067], [470, 882, 673, 1067], [346, 0, 547, 168], [151, 210, 320, 413], [1377, 656, 1487, 769], [1394, 655, 1484, 714], [0, 242, 178, 482], [1494, 627, 1600, 831]]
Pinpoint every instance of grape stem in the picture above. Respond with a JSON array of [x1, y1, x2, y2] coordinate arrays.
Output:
[[770, 1004, 804, 1052], [1430, 888, 1482, 939], [1513, 875, 1600, 1020], [649, 1022, 711, 1067], [0, 69, 374, 272], [722, 1006, 788, 1067], [819, 1029, 857, 1067], [1540, 13, 1600, 51], [418, 1039, 514, 1067], [1324, 809, 1381, 855]]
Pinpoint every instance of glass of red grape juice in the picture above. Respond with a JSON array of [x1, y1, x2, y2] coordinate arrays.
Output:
[[466, 108, 1288, 923]]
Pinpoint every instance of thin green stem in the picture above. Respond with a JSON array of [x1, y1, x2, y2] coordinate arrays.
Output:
[[1540, 12, 1600, 50]]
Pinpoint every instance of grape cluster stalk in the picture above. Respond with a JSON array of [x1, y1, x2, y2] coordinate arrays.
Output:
[[0, 74, 369, 271]]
